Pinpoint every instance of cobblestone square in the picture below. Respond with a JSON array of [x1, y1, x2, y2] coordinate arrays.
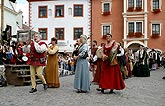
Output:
[[0, 68, 165, 106]]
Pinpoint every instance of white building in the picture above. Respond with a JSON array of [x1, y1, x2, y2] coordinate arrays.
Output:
[[27, 0, 91, 52], [0, 0, 23, 41]]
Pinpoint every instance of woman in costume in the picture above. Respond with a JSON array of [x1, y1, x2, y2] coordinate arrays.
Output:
[[73, 35, 90, 93], [97, 33, 125, 94], [45, 37, 60, 88], [133, 45, 150, 77]]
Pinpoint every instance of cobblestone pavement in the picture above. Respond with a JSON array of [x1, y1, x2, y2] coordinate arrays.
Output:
[[0, 67, 165, 106]]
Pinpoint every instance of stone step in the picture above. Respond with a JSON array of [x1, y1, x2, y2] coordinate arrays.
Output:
[[11, 70, 30, 73]]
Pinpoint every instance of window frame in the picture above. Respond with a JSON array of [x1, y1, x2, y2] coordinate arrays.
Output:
[[55, 5, 64, 18], [127, 0, 143, 10], [127, 21, 143, 34], [101, 24, 111, 36], [102, 2, 111, 13], [73, 27, 83, 40], [151, 23, 161, 36], [55, 28, 65, 40], [73, 4, 83, 17], [38, 6, 48, 18], [151, 0, 162, 11], [38, 28, 48, 40]]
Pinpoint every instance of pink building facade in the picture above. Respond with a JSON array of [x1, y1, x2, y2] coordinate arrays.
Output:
[[91, 0, 165, 51]]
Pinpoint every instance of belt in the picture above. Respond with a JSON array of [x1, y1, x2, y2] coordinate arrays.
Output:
[[31, 58, 39, 61]]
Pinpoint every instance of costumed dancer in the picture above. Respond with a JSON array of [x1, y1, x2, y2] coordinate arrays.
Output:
[[97, 33, 125, 94], [45, 37, 60, 88], [26, 33, 48, 93], [73, 35, 90, 93]]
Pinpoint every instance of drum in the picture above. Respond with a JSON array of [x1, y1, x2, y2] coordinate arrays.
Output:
[[96, 47, 103, 58]]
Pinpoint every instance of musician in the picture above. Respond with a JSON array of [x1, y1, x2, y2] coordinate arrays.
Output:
[[72, 39, 81, 72], [45, 37, 60, 88], [97, 33, 125, 94], [27, 33, 48, 93], [89, 40, 98, 81]]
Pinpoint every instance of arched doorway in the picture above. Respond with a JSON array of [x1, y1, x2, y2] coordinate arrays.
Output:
[[125, 41, 146, 52]]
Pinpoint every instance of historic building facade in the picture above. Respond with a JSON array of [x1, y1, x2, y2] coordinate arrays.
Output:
[[91, 0, 165, 51], [27, 0, 91, 52], [0, 0, 23, 41]]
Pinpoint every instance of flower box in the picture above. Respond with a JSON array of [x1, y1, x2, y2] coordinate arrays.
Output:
[[135, 7, 142, 11], [128, 32, 134, 37], [153, 9, 161, 14], [151, 34, 160, 38], [127, 7, 134, 12], [135, 32, 142, 37], [102, 35, 107, 39], [103, 11, 110, 16]]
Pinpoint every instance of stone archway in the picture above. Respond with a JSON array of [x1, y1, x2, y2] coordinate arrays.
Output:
[[125, 41, 146, 51]]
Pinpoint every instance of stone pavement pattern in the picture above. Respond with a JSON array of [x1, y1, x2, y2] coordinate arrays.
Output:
[[0, 68, 165, 106]]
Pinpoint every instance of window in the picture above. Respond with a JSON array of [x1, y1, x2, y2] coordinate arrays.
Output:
[[38, 6, 47, 18], [136, 22, 142, 32], [38, 28, 48, 40], [55, 28, 64, 40], [152, 24, 160, 35], [153, 0, 159, 9], [102, 25, 111, 36], [128, 0, 134, 7], [127, 0, 143, 11], [55, 5, 64, 17], [136, 0, 142, 7], [73, 4, 83, 17], [128, 22, 143, 33], [103, 3, 110, 12], [128, 22, 134, 33], [73, 28, 83, 40]]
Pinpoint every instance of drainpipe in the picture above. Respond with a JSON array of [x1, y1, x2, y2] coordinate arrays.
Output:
[[1, 0, 4, 42]]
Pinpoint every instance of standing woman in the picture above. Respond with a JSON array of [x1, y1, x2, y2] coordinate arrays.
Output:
[[98, 33, 125, 94], [45, 37, 60, 88], [73, 35, 90, 93]]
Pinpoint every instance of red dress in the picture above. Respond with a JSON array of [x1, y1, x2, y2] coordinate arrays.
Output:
[[99, 44, 125, 90]]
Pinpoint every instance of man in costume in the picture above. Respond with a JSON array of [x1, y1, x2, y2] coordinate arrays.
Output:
[[27, 33, 48, 93]]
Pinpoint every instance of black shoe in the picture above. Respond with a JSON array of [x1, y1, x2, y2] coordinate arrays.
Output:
[[29, 88, 37, 93], [101, 89, 105, 94], [109, 90, 114, 94], [162, 77, 165, 79], [43, 84, 48, 90], [96, 88, 102, 91], [81, 90, 87, 93], [76, 90, 81, 93]]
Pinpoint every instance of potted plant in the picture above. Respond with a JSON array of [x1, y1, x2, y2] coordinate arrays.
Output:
[[103, 11, 110, 16], [151, 33, 160, 38], [135, 32, 142, 37], [127, 7, 134, 12], [102, 35, 107, 39], [128, 32, 134, 37], [135, 7, 142, 11], [153, 8, 161, 14]]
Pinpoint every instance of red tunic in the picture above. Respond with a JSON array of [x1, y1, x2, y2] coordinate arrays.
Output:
[[28, 42, 46, 66], [99, 44, 125, 90]]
